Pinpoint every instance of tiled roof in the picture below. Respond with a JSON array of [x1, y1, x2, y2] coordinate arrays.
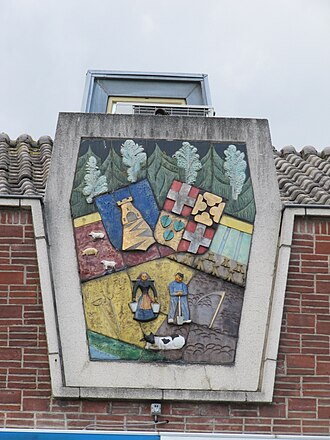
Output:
[[0, 134, 329, 206], [0, 133, 52, 196], [275, 145, 330, 205]]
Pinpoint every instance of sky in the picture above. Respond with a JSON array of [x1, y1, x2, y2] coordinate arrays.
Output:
[[0, 0, 329, 151]]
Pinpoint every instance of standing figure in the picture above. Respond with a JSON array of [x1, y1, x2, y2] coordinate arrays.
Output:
[[131, 272, 159, 322], [168, 272, 191, 325]]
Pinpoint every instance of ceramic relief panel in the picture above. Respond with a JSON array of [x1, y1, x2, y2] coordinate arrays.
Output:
[[70, 138, 255, 364]]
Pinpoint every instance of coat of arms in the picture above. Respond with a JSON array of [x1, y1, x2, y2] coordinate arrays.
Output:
[[71, 138, 255, 364]]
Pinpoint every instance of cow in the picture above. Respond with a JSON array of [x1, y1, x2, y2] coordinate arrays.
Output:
[[141, 333, 185, 350]]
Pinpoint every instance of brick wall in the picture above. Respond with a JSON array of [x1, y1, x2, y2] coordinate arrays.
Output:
[[0, 208, 329, 435]]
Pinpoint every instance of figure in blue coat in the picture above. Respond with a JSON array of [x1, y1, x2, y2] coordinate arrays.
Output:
[[168, 272, 191, 325]]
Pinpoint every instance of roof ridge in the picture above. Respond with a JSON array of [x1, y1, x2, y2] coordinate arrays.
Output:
[[0, 133, 53, 147], [275, 144, 330, 158]]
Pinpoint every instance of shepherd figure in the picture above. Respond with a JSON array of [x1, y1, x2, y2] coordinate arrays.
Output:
[[168, 272, 191, 325]]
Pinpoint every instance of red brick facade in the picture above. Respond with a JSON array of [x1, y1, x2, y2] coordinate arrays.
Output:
[[0, 208, 329, 434]]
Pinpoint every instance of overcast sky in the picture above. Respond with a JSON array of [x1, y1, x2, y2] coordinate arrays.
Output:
[[0, 0, 329, 150]]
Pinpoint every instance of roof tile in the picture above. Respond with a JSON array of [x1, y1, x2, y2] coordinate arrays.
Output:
[[274, 147, 330, 205], [0, 133, 52, 196]]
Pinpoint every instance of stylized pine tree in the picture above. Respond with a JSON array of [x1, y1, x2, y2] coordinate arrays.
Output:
[[147, 144, 179, 207], [82, 156, 108, 203], [173, 141, 202, 184], [101, 147, 127, 193], [196, 144, 227, 194], [121, 140, 147, 183], [224, 145, 247, 200]]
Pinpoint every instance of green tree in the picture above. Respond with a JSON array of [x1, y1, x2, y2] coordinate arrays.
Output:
[[147, 144, 179, 207], [70, 147, 103, 218], [196, 144, 227, 195], [196, 145, 256, 223], [101, 148, 128, 192]]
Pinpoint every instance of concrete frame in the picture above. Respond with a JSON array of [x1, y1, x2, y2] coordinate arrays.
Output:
[[28, 113, 324, 401]]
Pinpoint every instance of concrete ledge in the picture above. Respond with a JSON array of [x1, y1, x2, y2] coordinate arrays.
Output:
[[21, 198, 46, 239], [80, 387, 163, 400], [278, 207, 305, 247], [0, 198, 20, 206]]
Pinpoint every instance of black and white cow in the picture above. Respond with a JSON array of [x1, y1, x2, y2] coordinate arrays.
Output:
[[141, 333, 185, 350]]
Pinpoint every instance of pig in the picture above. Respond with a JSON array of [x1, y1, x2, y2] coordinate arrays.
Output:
[[82, 247, 98, 256]]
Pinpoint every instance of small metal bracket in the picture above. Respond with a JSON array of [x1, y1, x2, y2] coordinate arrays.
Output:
[[151, 403, 162, 422]]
